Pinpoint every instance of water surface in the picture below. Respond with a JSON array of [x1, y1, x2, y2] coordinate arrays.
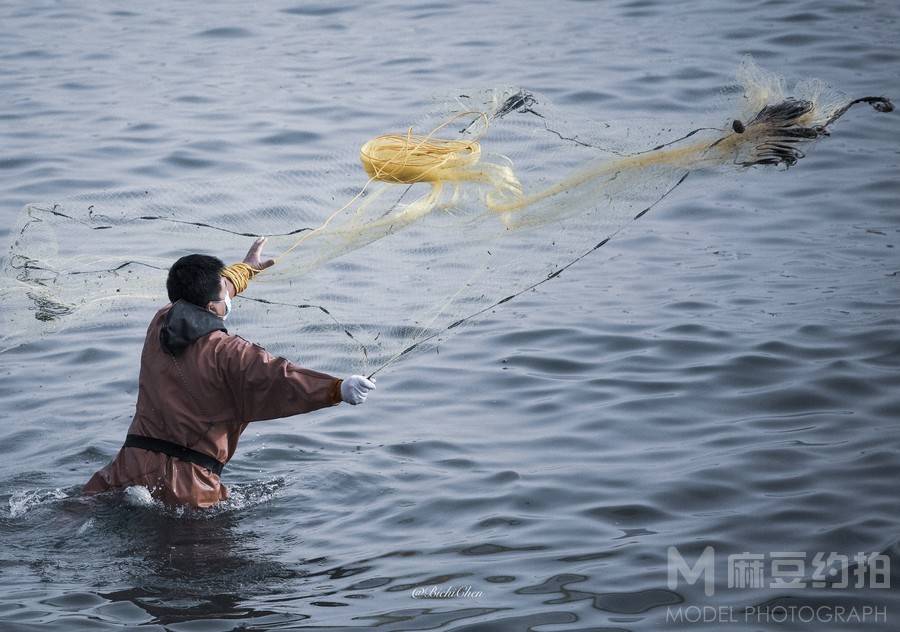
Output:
[[1, 0, 898, 630]]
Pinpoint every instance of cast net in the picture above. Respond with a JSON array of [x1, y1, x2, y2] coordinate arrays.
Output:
[[0, 58, 892, 375]]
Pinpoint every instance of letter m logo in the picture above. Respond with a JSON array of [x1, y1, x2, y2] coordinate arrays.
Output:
[[668, 546, 716, 596]]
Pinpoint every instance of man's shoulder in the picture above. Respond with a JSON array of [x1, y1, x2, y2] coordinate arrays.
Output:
[[208, 330, 268, 357], [207, 331, 285, 379]]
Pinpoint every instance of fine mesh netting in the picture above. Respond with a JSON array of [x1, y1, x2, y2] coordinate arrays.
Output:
[[0, 58, 892, 375]]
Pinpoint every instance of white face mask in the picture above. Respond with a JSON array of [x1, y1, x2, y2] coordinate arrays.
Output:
[[211, 293, 231, 320]]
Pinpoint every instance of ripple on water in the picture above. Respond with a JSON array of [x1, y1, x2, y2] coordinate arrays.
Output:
[[280, 4, 355, 16], [582, 502, 673, 526], [257, 130, 322, 146], [192, 27, 254, 39], [162, 150, 217, 170]]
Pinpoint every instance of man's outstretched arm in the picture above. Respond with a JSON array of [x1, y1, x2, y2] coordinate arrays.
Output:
[[220, 335, 344, 423], [220, 338, 376, 421], [216, 237, 376, 421]]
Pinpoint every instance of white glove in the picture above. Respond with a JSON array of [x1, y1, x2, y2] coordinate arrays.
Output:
[[341, 375, 376, 405]]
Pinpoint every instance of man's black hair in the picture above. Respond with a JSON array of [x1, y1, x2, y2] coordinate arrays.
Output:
[[166, 254, 225, 306]]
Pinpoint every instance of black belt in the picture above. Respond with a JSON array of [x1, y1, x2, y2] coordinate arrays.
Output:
[[124, 434, 224, 476]]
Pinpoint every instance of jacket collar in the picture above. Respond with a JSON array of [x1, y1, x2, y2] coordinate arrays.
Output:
[[159, 299, 227, 355]]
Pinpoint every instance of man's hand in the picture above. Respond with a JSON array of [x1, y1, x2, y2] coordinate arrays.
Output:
[[341, 375, 376, 405], [244, 237, 276, 271]]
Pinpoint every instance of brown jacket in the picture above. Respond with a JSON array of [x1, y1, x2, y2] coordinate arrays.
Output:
[[83, 300, 343, 508]]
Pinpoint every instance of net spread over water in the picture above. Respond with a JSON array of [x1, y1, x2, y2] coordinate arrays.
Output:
[[0, 58, 891, 375]]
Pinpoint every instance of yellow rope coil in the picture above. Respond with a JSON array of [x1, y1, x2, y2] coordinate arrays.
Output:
[[221, 262, 262, 294], [360, 132, 482, 184], [276, 110, 523, 261]]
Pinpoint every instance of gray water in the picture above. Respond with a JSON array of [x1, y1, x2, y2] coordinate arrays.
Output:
[[1, 1, 899, 630]]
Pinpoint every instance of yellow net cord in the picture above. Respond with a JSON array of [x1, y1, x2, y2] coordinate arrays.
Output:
[[265, 88, 851, 276], [264, 108, 740, 277], [220, 83, 892, 301]]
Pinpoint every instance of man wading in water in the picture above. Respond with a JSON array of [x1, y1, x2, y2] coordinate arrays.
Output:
[[83, 237, 376, 508]]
